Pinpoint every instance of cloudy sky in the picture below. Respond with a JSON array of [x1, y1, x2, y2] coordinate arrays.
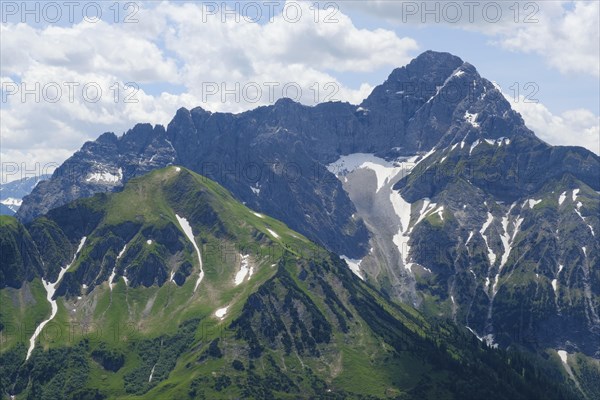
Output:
[[1, 0, 599, 182]]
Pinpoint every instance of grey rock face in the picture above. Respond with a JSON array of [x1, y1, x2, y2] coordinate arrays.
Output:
[[18, 51, 559, 259], [11, 50, 600, 358]]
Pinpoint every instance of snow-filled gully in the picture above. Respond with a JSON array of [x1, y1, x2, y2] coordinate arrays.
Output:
[[175, 214, 204, 292], [26, 237, 87, 360]]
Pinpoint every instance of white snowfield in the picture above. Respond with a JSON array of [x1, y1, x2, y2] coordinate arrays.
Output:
[[558, 191, 567, 206], [215, 307, 228, 320], [0, 197, 22, 207], [266, 228, 280, 239], [464, 111, 480, 128], [466, 326, 498, 349], [329, 152, 440, 274], [524, 199, 542, 209], [175, 214, 204, 292], [26, 237, 87, 360], [341, 256, 365, 280], [557, 350, 568, 364], [234, 254, 251, 285], [109, 245, 128, 291], [390, 190, 413, 271], [148, 364, 156, 382], [85, 168, 123, 184], [326, 153, 410, 193], [480, 212, 496, 266], [572, 188, 579, 202], [469, 139, 481, 155]]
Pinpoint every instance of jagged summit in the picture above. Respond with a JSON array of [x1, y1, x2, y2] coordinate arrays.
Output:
[[3, 50, 600, 398]]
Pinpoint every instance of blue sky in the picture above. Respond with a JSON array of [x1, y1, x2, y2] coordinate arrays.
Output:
[[1, 1, 599, 182]]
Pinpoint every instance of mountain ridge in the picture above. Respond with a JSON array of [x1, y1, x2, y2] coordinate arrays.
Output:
[[11, 50, 600, 362], [0, 166, 589, 399]]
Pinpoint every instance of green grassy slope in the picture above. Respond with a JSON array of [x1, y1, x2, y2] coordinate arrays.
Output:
[[0, 167, 585, 399]]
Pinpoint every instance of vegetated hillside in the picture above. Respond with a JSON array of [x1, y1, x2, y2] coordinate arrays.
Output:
[[14, 52, 599, 363], [0, 167, 584, 399]]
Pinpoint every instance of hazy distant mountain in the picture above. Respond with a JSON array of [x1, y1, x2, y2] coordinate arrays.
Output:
[[0, 175, 50, 215]]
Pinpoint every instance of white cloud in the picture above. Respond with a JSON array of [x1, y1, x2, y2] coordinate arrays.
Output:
[[1, 1, 417, 182], [344, 1, 600, 77], [497, 1, 599, 77], [509, 98, 600, 155]]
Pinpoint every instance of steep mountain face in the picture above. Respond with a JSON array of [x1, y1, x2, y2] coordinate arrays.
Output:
[[16, 125, 174, 223], [0, 175, 50, 215], [392, 142, 599, 356], [1, 167, 583, 399], [14, 51, 600, 362], [18, 51, 535, 258]]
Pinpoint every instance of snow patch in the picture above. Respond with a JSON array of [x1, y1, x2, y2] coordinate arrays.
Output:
[[253, 212, 264, 218], [148, 364, 156, 382], [0, 197, 22, 207], [469, 139, 481, 155], [341, 256, 365, 280], [498, 204, 520, 273], [414, 199, 437, 227], [146, 240, 153, 245], [588, 224, 595, 237], [480, 212, 496, 266], [390, 190, 413, 270], [433, 206, 444, 222], [327, 153, 431, 193], [524, 199, 542, 209], [26, 237, 87, 360], [464, 111, 480, 128], [572, 189, 579, 202], [557, 350, 568, 365], [215, 307, 228, 320], [85, 168, 123, 184], [175, 214, 204, 292], [266, 228, 280, 239], [466, 327, 498, 348], [466, 231, 474, 245], [235, 254, 251, 285], [117, 245, 127, 259], [108, 266, 118, 291], [558, 191, 567, 205]]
